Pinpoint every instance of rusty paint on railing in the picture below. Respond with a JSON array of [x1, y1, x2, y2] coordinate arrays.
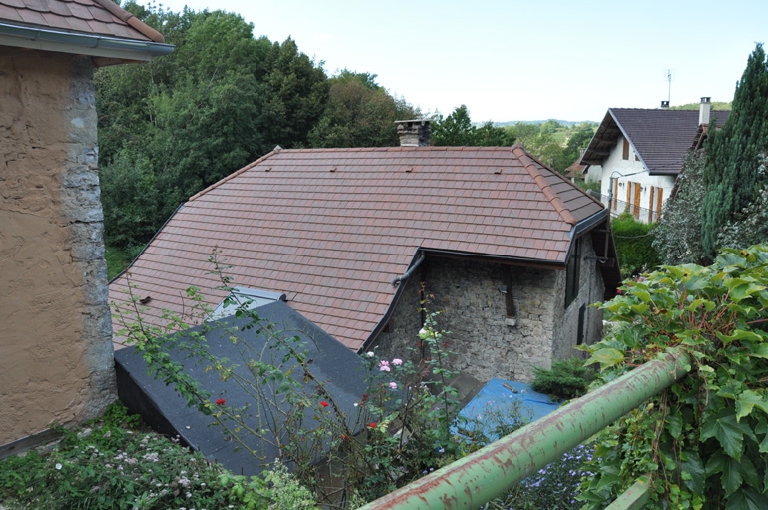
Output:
[[358, 350, 691, 510]]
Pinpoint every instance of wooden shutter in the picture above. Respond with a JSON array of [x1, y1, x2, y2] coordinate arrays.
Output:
[[613, 178, 619, 211], [656, 187, 664, 217], [622, 139, 629, 160], [648, 186, 655, 222], [625, 181, 631, 213], [633, 182, 641, 219]]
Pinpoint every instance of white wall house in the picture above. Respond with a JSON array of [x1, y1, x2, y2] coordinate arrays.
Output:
[[582, 99, 729, 223]]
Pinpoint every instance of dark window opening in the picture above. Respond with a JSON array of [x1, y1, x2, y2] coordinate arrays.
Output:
[[622, 138, 630, 160], [577, 304, 586, 345]]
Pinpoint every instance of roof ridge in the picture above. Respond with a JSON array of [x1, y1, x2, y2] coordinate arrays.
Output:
[[189, 150, 277, 201], [512, 145, 577, 226], [92, 0, 165, 43]]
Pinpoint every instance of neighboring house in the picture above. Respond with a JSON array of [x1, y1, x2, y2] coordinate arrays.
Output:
[[581, 98, 729, 223], [110, 130, 621, 384], [0, 0, 172, 451]]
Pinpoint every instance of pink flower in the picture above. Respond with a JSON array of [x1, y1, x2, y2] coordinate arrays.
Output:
[[379, 360, 391, 372], [392, 358, 403, 366], [389, 382, 398, 390], [216, 398, 226, 405]]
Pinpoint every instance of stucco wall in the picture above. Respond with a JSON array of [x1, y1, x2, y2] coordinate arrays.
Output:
[[377, 246, 604, 383], [0, 48, 115, 445], [589, 136, 676, 222]]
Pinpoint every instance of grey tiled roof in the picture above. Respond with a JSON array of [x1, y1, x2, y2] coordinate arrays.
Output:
[[581, 108, 730, 175]]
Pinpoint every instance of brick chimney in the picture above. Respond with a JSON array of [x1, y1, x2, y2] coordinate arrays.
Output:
[[699, 97, 711, 126], [395, 119, 431, 147]]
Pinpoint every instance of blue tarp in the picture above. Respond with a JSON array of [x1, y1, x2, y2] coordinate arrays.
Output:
[[454, 378, 561, 442]]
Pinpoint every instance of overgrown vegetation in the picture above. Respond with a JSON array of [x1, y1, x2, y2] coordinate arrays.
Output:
[[579, 244, 768, 509], [111, 258, 539, 505], [611, 212, 660, 278], [0, 402, 313, 510], [530, 357, 596, 400], [653, 151, 709, 265]]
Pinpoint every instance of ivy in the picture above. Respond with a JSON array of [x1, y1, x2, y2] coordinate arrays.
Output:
[[579, 244, 768, 509]]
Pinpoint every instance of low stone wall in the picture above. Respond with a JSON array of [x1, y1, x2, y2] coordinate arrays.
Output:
[[0, 48, 115, 445]]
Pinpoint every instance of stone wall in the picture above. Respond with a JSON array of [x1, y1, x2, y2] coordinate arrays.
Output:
[[0, 48, 115, 445], [551, 234, 605, 361], [377, 238, 604, 383]]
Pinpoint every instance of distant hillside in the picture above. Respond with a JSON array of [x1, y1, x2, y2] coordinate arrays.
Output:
[[670, 101, 732, 111], [494, 119, 598, 127]]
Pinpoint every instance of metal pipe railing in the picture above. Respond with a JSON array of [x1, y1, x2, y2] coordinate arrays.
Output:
[[358, 350, 691, 510]]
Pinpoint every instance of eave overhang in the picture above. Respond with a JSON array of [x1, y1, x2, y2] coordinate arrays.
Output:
[[0, 21, 174, 63]]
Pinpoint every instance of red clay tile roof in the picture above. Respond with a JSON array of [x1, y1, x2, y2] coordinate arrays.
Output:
[[110, 145, 606, 351], [0, 0, 164, 42], [581, 108, 730, 175]]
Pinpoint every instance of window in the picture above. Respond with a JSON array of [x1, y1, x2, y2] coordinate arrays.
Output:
[[565, 238, 581, 308], [622, 138, 629, 160]]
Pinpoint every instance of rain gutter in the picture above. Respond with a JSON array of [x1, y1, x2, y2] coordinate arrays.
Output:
[[0, 21, 174, 61]]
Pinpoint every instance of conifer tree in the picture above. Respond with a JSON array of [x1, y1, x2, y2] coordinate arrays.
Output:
[[701, 44, 768, 255]]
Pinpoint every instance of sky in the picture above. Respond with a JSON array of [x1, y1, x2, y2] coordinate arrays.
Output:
[[149, 0, 766, 123]]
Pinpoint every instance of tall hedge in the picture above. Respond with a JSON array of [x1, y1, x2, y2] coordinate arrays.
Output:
[[611, 212, 660, 278]]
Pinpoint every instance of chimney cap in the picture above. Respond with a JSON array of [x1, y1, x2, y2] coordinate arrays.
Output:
[[395, 119, 431, 147], [660, 100, 670, 109], [700, 97, 711, 103]]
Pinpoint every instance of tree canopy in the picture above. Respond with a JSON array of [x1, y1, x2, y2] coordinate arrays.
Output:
[[701, 43, 768, 256], [431, 105, 515, 147], [308, 70, 420, 148]]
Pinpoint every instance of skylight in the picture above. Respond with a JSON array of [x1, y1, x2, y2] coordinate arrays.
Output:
[[207, 287, 286, 321]]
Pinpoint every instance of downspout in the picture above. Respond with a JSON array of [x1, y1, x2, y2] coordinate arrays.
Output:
[[391, 252, 426, 286]]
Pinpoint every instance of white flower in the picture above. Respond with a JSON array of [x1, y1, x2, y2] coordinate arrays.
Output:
[[366, 351, 375, 357], [353, 402, 359, 407], [55, 463, 63, 470], [419, 328, 427, 335]]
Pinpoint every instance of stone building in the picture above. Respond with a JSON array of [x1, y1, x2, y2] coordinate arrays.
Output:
[[0, 0, 172, 450], [110, 139, 621, 385]]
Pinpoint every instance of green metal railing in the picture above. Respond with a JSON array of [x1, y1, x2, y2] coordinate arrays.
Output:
[[358, 350, 691, 510]]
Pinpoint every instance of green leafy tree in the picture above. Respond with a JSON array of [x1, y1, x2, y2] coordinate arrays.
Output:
[[431, 105, 514, 147], [653, 151, 710, 265], [308, 70, 417, 147], [95, 4, 329, 249], [702, 44, 768, 255]]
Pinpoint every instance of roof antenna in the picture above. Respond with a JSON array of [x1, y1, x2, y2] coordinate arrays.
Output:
[[666, 68, 672, 104]]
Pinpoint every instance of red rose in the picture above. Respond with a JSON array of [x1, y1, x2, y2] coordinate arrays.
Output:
[[368, 422, 376, 429], [320, 401, 329, 407], [216, 398, 226, 405], [341, 434, 350, 441]]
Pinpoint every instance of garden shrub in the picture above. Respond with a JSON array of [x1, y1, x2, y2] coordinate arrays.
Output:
[[0, 402, 319, 510], [530, 357, 596, 400], [579, 244, 768, 509], [611, 212, 661, 278]]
